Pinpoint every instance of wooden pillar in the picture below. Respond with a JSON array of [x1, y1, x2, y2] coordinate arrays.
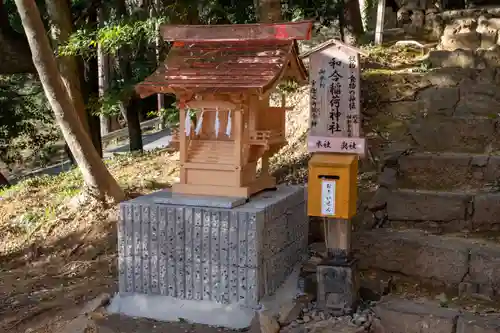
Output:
[[248, 96, 257, 132], [261, 151, 270, 177], [179, 107, 187, 184], [323, 218, 351, 259], [234, 110, 243, 166], [317, 217, 357, 314], [234, 109, 244, 186]]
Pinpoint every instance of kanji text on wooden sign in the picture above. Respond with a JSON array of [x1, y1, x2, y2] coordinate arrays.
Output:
[[306, 40, 366, 156]]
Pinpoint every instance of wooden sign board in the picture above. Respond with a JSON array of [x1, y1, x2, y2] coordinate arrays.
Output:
[[307, 41, 365, 156]]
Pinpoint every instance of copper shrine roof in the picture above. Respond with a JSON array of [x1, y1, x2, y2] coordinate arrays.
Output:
[[135, 21, 312, 98]]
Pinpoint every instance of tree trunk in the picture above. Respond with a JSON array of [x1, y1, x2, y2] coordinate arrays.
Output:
[[258, 0, 282, 22], [153, 0, 164, 119], [342, 0, 364, 45], [82, 56, 103, 157], [14, 0, 125, 202], [87, 109, 103, 157], [127, 95, 143, 151], [45, 0, 90, 135], [0, 170, 9, 188], [82, 2, 103, 157], [97, 6, 111, 136], [116, 0, 143, 152], [0, 0, 34, 74]]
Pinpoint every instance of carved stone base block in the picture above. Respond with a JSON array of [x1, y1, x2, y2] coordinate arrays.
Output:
[[316, 258, 359, 315], [117, 185, 308, 309]]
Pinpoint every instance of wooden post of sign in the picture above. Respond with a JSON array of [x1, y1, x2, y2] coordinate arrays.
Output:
[[303, 40, 366, 315], [324, 218, 351, 259], [375, 0, 386, 45], [316, 217, 358, 315]]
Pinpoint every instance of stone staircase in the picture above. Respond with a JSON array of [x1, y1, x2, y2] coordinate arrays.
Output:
[[353, 9, 500, 301], [355, 104, 500, 298]]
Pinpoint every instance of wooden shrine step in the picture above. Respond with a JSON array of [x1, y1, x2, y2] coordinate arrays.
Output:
[[187, 140, 234, 164]]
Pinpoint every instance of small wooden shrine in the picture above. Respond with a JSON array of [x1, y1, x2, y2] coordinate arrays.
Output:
[[135, 21, 313, 198]]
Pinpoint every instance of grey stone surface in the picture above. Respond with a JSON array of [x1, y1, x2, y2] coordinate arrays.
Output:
[[455, 94, 500, 117], [353, 229, 470, 285], [378, 167, 397, 189], [396, 153, 500, 191], [117, 185, 307, 308], [409, 116, 498, 153], [352, 228, 500, 297], [142, 190, 248, 209], [316, 262, 358, 314], [397, 153, 472, 190], [472, 193, 500, 228], [427, 49, 480, 69], [386, 189, 470, 222], [374, 297, 459, 333], [470, 244, 500, 295], [417, 87, 459, 115], [456, 314, 500, 333], [484, 156, 500, 181]]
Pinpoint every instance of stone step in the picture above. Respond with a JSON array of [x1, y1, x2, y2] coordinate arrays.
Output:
[[373, 295, 500, 333], [375, 188, 500, 232], [408, 116, 500, 154], [352, 228, 500, 299], [396, 152, 500, 191]]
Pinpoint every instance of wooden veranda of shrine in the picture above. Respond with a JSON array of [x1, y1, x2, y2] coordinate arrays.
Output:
[[135, 21, 312, 198]]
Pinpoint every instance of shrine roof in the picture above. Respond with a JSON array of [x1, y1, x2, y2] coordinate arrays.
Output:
[[299, 39, 368, 59], [135, 21, 312, 98]]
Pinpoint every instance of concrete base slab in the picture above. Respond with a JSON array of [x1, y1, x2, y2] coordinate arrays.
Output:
[[108, 265, 304, 330], [107, 293, 256, 329], [140, 189, 248, 209]]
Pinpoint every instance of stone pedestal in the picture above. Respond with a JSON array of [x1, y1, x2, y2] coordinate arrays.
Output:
[[116, 185, 308, 314], [316, 254, 358, 315]]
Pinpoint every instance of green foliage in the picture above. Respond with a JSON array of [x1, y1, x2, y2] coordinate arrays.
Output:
[[277, 79, 300, 94], [3, 0, 46, 33], [282, 0, 344, 25], [58, 16, 168, 58], [0, 75, 59, 167], [148, 104, 180, 128], [147, 101, 198, 129], [199, 0, 257, 24], [58, 16, 167, 116]]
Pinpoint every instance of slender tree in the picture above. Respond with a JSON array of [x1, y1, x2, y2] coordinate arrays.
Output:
[[45, 0, 90, 134], [342, 0, 364, 45], [97, 6, 111, 136], [13, 0, 125, 202], [115, 0, 143, 152]]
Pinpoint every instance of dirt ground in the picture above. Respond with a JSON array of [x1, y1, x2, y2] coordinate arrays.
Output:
[[96, 314, 241, 333], [0, 216, 116, 333], [0, 214, 245, 333]]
